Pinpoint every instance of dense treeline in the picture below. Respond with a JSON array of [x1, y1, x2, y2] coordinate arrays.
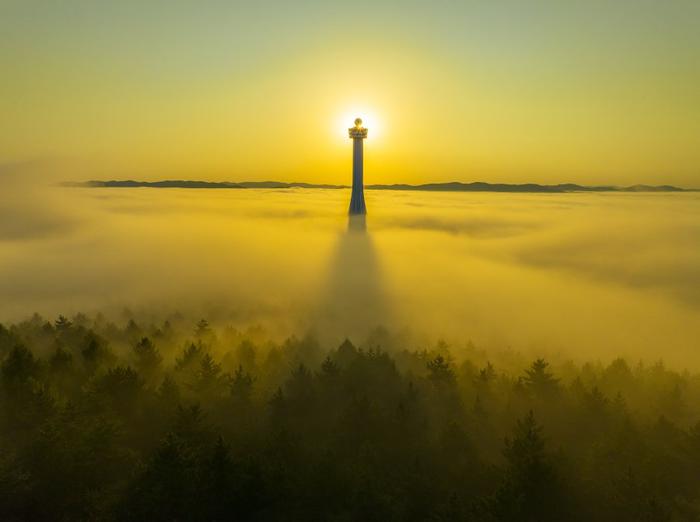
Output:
[[1, 313, 700, 521]]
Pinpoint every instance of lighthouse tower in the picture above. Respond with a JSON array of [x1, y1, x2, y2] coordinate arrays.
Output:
[[348, 118, 368, 215]]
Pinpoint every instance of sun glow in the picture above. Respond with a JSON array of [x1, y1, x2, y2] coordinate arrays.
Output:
[[336, 109, 381, 141]]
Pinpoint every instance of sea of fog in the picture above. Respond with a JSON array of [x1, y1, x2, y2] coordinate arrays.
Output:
[[1, 183, 699, 366]]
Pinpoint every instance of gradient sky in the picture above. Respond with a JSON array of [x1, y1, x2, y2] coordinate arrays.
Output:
[[1, 0, 699, 186]]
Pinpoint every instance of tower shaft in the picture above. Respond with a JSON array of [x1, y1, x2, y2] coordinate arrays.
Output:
[[349, 137, 366, 214], [348, 118, 368, 215]]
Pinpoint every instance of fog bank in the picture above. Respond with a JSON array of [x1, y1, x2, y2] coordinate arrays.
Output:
[[0, 173, 698, 366]]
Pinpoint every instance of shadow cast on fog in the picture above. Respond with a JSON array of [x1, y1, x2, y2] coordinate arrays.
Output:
[[313, 214, 391, 347]]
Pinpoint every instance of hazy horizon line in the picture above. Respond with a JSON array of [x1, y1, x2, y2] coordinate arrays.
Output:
[[61, 179, 698, 193]]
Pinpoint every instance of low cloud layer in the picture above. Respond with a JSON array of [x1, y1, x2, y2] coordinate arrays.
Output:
[[0, 178, 698, 366]]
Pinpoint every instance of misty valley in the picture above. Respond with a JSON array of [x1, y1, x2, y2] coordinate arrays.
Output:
[[1, 187, 699, 520], [3, 1, 700, 519]]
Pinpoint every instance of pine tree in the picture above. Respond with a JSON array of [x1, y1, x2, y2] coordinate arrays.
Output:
[[523, 359, 559, 399], [133, 337, 162, 381], [427, 355, 456, 385], [1, 345, 39, 394], [230, 365, 254, 403], [490, 411, 566, 522]]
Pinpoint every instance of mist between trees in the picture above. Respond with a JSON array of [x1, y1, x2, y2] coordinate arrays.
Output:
[[2, 312, 700, 521]]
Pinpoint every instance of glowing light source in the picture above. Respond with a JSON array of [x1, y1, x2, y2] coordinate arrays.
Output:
[[336, 109, 380, 141]]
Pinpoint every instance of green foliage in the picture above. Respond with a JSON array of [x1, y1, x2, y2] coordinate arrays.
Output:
[[132, 337, 162, 381], [1, 344, 39, 393], [0, 314, 699, 521], [230, 365, 254, 403], [427, 355, 455, 385], [523, 358, 559, 399], [490, 411, 566, 521]]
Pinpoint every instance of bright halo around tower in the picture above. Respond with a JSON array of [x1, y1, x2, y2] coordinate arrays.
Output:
[[336, 109, 380, 140]]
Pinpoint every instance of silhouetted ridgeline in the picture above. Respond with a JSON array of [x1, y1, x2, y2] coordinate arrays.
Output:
[[64, 180, 690, 192], [64, 180, 347, 189], [2, 312, 700, 521]]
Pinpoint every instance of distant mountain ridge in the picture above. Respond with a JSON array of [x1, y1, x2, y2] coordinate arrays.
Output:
[[66, 180, 691, 193], [366, 182, 688, 192], [66, 180, 346, 189]]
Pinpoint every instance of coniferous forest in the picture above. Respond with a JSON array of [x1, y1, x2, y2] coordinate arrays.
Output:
[[2, 313, 700, 521]]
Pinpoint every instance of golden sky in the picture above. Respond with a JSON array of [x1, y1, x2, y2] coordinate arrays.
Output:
[[1, 1, 699, 186]]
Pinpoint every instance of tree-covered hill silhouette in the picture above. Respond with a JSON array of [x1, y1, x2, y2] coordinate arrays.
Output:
[[65, 179, 691, 192]]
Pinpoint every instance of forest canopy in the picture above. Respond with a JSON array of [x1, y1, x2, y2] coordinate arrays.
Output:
[[1, 312, 699, 521]]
